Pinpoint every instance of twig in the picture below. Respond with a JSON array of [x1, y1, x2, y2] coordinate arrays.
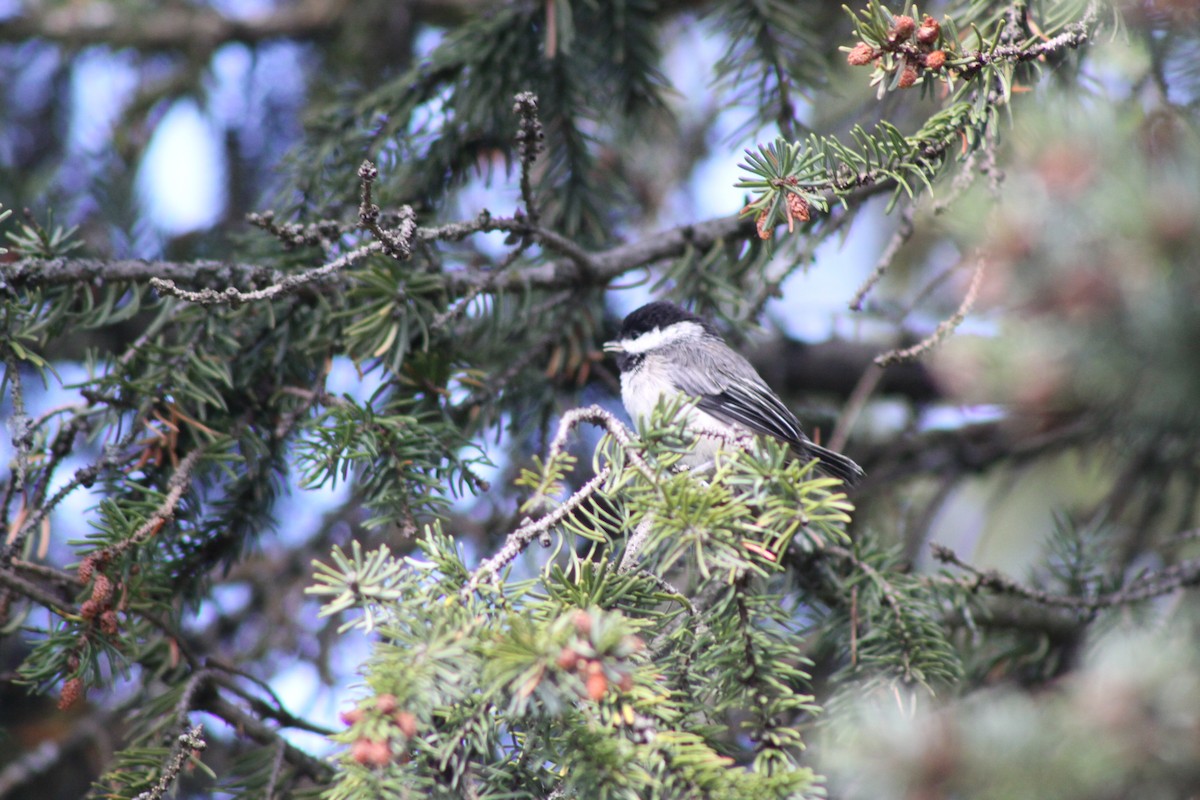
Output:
[[465, 404, 673, 592], [826, 544, 916, 681], [132, 725, 207, 800], [265, 739, 287, 800], [619, 517, 655, 574], [102, 448, 204, 561], [176, 669, 215, 727], [150, 241, 380, 306], [358, 161, 417, 258], [513, 92, 545, 225], [955, 1, 1100, 79], [2, 435, 132, 564], [119, 301, 187, 368], [850, 204, 916, 312], [932, 542, 1200, 610], [464, 466, 612, 594], [0, 566, 74, 614], [874, 256, 986, 367], [828, 361, 883, 453], [3, 349, 32, 492], [209, 668, 336, 736], [198, 694, 334, 781], [549, 405, 656, 484], [849, 584, 859, 666]]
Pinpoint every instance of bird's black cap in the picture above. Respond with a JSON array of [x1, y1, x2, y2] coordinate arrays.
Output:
[[617, 301, 715, 339]]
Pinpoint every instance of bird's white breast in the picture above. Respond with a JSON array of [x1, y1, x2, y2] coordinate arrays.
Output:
[[620, 356, 747, 466]]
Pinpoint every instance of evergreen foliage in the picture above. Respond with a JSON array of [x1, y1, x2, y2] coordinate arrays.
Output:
[[1, 1, 1200, 799]]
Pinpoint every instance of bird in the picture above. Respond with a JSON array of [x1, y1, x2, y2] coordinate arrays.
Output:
[[603, 301, 863, 486]]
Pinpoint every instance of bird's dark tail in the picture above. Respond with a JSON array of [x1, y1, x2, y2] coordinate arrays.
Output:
[[803, 442, 864, 488]]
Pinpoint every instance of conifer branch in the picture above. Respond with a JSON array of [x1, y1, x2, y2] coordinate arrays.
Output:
[[150, 242, 381, 306], [932, 543, 1200, 610]]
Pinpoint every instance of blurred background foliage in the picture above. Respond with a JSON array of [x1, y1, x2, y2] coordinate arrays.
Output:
[[2, 0, 1200, 797]]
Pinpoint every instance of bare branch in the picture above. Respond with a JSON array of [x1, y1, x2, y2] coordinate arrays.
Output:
[[465, 466, 612, 595], [513, 92, 546, 226], [932, 542, 1200, 610], [150, 243, 380, 306], [0, 211, 750, 295], [874, 257, 986, 367], [132, 725, 206, 800]]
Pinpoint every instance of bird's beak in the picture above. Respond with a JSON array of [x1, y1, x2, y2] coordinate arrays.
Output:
[[602, 340, 623, 354]]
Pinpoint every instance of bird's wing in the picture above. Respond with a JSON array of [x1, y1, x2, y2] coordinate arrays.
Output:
[[671, 346, 865, 486], [670, 350, 807, 446]]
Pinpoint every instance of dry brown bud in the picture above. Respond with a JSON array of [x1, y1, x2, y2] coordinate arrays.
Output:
[[618, 671, 635, 693], [58, 677, 85, 710], [917, 16, 941, 45], [898, 62, 919, 88], [586, 670, 609, 701], [375, 693, 397, 714], [846, 42, 876, 66], [755, 208, 773, 240], [350, 737, 392, 768], [925, 50, 946, 70], [889, 15, 916, 43], [394, 710, 418, 739], [99, 610, 119, 636], [555, 646, 580, 672], [785, 192, 810, 225]]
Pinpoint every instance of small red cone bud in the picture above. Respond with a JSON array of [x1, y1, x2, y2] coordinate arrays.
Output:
[[91, 573, 113, 605], [572, 610, 592, 636], [340, 707, 365, 726], [755, 208, 773, 240], [925, 50, 946, 70], [556, 646, 580, 671], [846, 42, 876, 66], [80, 598, 102, 621], [394, 710, 418, 739], [59, 677, 85, 710], [77, 555, 98, 584], [350, 737, 391, 768], [99, 609, 119, 636], [618, 671, 635, 693], [898, 62, 919, 88], [375, 694, 397, 714], [889, 15, 916, 43], [586, 670, 609, 701], [917, 16, 941, 45]]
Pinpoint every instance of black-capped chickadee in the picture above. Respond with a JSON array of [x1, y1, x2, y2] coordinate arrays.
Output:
[[604, 301, 864, 487]]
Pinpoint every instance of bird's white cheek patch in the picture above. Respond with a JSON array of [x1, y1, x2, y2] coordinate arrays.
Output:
[[616, 321, 707, 355]]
